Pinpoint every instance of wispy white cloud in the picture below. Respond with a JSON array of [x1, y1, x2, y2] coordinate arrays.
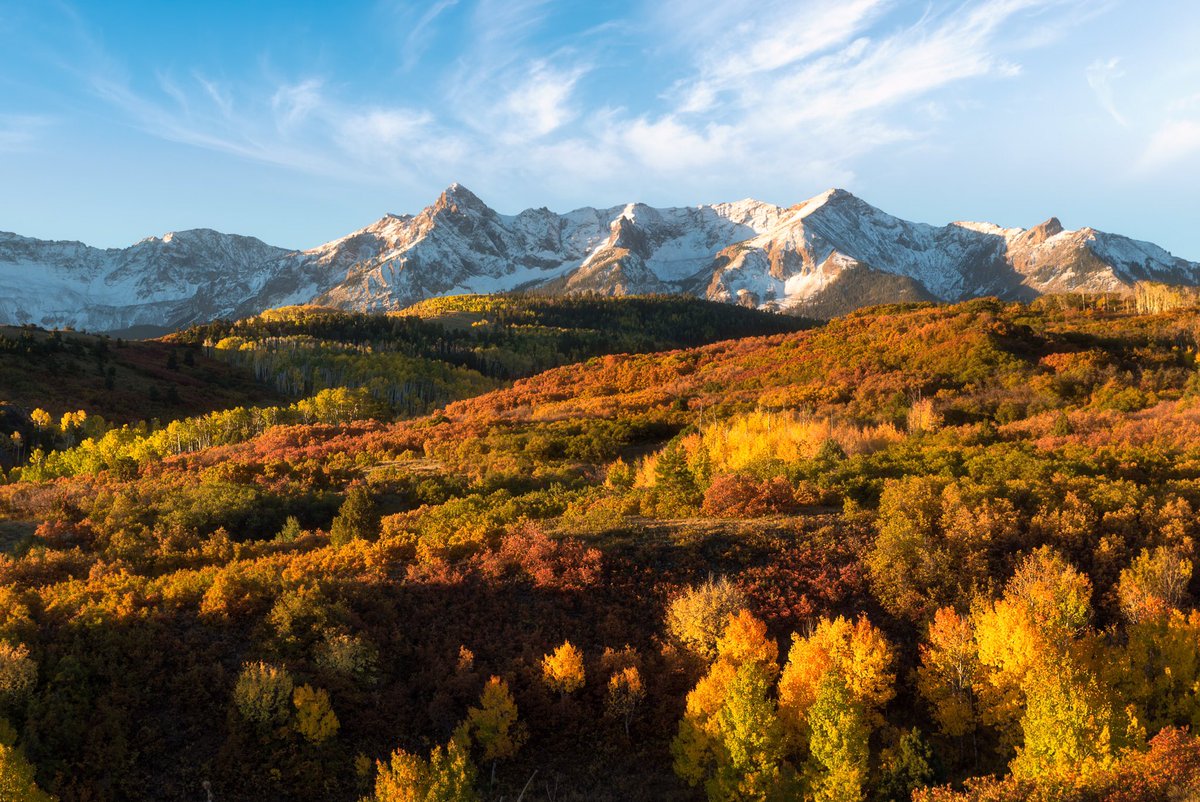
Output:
[[1168, 92, 1200, 115], [0, 114, 51, 151], [1087, 57, 1126, 126], [467, 0, 552, 52], [1128, 72, 1200, 174], [90, 72, 382, 179], [1137, 119, 1200, 172], [271, 80, 324, 131], [336, 106, 465, 179], [621, 117, 738, 171], [398, 0, 460, 71], [194, 73, 234, 118], [495, 62, 586, 141], [667, 0, 889, 92], [439, 0, 575, 126]]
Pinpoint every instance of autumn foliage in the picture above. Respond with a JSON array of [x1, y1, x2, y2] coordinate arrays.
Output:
[[0, 297, 1198, 798]]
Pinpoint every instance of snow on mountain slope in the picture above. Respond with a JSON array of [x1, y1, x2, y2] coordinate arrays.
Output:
[[2, 185, 1198, 331], [0, 229, 291, 331]]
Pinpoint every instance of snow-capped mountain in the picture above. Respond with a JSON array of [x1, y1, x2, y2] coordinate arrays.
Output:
[[0, 229, 291, 332], [2, 184, 1197, 331]]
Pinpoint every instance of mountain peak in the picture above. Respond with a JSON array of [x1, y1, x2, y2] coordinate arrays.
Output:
[[137, 228, 226, 246], [1037, 216, 1064, 236], [440, 182, 482, 203], [1022, 216, 1066, 246], [793, 187, 861, 217], [821, 187, 855, 201]]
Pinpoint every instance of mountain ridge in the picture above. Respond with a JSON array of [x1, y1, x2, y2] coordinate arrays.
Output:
[[2, 186, 1197, 332]]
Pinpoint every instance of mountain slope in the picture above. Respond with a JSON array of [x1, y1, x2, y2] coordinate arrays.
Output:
[[0, 324, 281, 457], [0, 229, 292, 332], [3, 186, 1197, 330]]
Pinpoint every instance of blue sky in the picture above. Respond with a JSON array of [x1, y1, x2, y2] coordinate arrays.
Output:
[[2, 0, 1198, 257]]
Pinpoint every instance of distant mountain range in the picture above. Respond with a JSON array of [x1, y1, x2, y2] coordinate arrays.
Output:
[[3, 184, 1198, 332]]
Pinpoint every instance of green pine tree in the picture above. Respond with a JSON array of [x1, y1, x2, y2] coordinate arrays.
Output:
[[329, 485, 378, 546]]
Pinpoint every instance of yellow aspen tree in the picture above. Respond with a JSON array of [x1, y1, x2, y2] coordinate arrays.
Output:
[[917, 608, 980, 741], [678, 658, 740, 749], [371, 731, 478, 802], [606, 666, 645, 736], [972, 548, 1093, 747], [425, 732, 479, 802], [777, 615, 892, 802], [1009, 666, 1116, 782], [804, 675, 869, 802], [372, 749, 426, 802], [999, 547, 1091, 648], [292, 684, 339, 744], [714, 609, 780, 677], [676, 609, 781, 748], [672, 611, 794, 800], [1117, 547, 1192, 624], [866, 477, 952, 622], [675, 661, 795, 802], [972, 547, 1125, 782], [466, 676, 525, 782], [0, 642, 37, 706], [541, 641, 585, 699], [708, 662, 794, 802], [664, 577, 747, 662], [233, 661, 294, 731], [58, 410, 87, 447], [1114, 610, 1200, 733], [777, 615, 893, 740]]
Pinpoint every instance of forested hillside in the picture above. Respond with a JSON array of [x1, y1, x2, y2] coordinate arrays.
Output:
[[0, 325, 281, 428], [3, 296, 807, 481], [1, 296, 1200, 800], [173, 294, 813, 407]]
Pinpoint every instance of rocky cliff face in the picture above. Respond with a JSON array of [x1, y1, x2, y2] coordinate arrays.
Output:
[[3, 184, 1197, 331]]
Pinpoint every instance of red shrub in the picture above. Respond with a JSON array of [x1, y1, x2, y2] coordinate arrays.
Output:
[[477, 523, 603, 591], [701, 474, 797, 518]]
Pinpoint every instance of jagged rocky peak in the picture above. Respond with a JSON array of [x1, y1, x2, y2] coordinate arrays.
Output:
[[606, 215, 651, 258], [433, 182, 489, 215], [614, 201, 659, 222], [1023, 217, 1065, 245]]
